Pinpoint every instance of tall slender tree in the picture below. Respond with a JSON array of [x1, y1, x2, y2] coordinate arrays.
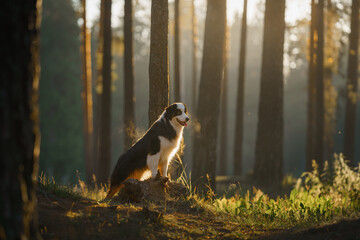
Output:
[[81, 0, 95, 182], [174, 0, 181, 102], [93, 0, 105, 178], [124, 0, 136, 150], [254, 0, 285, 186], [149, 0, 169, 125], [0, 0, 41, 238], [97, 0, 112, 183], [306, 0, 317, 171], [192, 0, 226, 190], [344, 0, 359, 166], [191, 0, 197, 111], [233, 0, 248, 176], [218, 26, 229, 176], [314, 0, 325, 169]]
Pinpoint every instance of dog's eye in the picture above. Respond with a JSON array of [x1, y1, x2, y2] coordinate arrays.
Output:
[[176, 110, 182, 115]]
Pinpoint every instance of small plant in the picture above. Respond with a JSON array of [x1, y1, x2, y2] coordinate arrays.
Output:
[[38, 172, 82, 199], [38, 171, 108, 201], [73, 171, 108, 201]]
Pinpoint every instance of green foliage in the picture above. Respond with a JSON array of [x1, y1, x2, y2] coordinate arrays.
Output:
[[173, 155, 359, 229], [210, 154, 360, 228], [39, 0, 84, 182]]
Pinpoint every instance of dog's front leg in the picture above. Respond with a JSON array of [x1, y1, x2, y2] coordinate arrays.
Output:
[[147, 152, 160, 178], [160, 160, 169, 178]]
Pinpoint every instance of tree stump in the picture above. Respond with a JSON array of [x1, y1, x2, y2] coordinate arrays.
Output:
[[113, 176, 188, 204]]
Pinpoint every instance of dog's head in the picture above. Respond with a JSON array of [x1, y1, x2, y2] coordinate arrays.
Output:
[[164, 103, 189, 127]]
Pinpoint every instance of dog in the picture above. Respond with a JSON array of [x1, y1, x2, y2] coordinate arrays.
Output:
[[105, 103, 189, 199]]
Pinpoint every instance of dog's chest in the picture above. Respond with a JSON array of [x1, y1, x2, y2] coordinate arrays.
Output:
[[158, 136, 181, 155]]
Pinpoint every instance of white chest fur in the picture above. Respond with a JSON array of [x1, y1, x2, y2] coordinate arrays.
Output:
[[158, 129, 183, 176], [159, 134, 182, 161]]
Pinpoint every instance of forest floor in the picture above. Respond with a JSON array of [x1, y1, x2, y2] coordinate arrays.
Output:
[[37, 176, 360, 240]]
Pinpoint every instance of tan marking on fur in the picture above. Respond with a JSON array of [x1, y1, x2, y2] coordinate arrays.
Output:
[[126, 167, 149, 180]]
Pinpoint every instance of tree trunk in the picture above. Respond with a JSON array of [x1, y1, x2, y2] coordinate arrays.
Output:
[[174, 0, 181, 102], [314, 0, 325, 170], [306, 0, 317, 171], [148, 0, 169, 125], [233, 0, 248, 176], [97, 0, 112, 184], [94, 0, 105, 179], [192, 0, 226, 191], [218, 26, 229, 176], [191, 0, 197, 112], [0, 0, 41, 238], [124, 0, 136, 150], [344, 0, 359, 166], [254, 0, 285, 187], [81, 0, 95, 183]]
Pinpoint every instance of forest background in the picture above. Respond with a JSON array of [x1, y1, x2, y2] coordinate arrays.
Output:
[[39, 0, 359, 184]]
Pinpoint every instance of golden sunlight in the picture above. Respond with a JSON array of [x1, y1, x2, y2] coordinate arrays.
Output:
[[227, 0, 311, 25]]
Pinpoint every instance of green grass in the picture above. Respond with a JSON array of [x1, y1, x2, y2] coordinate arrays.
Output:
[[38, 154, 360, 232], [203, 154, 360, 229]]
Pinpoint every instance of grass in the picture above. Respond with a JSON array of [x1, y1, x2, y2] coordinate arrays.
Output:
[[206, 154, 360, 229], [38, 171, 108, 201], [38, 154, 360, 238]]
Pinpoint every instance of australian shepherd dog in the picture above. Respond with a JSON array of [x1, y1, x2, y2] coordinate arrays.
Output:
[[105, 103, 189, 199]]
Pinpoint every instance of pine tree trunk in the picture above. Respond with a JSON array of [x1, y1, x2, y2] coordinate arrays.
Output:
[[0, 1, 41, 238], [174, 0, 181, 102], [124, 0, 136, 150], [192, 0, 226, 191], [218, 26, 229, 176], [98, 0, 112, 183], [94, 0, 105, 179], [306, 0, 317, 171], [233, 0, 248, 176], [344, 0, 359, 166], [149, 0, 169, 125], [191, 0, 197, 112], [254, 0, 285, 187], [81, 0, 95, 183], [314, 0, 325, 170]]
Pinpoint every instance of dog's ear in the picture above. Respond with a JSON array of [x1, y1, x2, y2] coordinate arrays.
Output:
[[164, 104, 177, 120], [183, 103, 188, 114]]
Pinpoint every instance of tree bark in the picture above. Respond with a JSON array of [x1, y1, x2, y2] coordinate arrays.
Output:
[[0, 0, 41, 238], [344, 0, 359, 166], [314, 0, 325, 170], [254, 0, 285, 187], [306, 0, 317, 171], [94, 0, 105, 179], [174, 0, 181, 102], [218, 26, 229, 176], [148, 0, 169, 125], [124, 0, 136, 150], [192, 0, 226, 191], [81, 0, 95, 183], [233, 0, 248, 176], [97, 0, 112, 184], [191, 0, 197, 112]]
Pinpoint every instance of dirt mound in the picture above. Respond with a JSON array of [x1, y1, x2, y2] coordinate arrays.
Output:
[[112, 176, 188, 204]]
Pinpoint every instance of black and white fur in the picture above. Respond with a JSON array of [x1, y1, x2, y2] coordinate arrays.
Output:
[[105, 103, 189, 199]]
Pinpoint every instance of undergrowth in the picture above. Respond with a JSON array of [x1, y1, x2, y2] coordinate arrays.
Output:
[[38, 171, 108, 201], [209, 154, 360, 228], [38, 154, 360, 230]]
